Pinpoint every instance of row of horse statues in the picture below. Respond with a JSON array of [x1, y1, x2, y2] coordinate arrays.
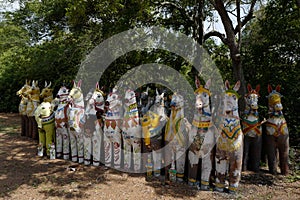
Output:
[[16, 78, 289, 194]]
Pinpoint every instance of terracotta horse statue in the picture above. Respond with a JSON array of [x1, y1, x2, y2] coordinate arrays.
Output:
[[122, 89, 142, 172], [215, 80, 243, 194], [103, 87, 123, 169], [265, 84, 289, 175], [84, 82, 106, 166], [68, 80, 85, 163], [242, 84, 266, 172], [25, 80, 40, 139], [164, 92, 189, 182], [55, 84, 70, 159], [35, 102, 55, 157], [188, 77, 215, 190], [142, 88, 168, 177], [16, 80, 31, 137]]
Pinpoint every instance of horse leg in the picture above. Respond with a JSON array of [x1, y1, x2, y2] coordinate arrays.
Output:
[[243, 136, 250, 171], [38, 129, 46, 156], [123, 139, 132, 171], [251, 135, 262, 172], [56, 128, 63, 158], [92, 128, 101, 166], [69, 130, 78, 162], [188, 150, 199, 186], [32, 117, 38, 140], [83, 132, 92, 165], [45, 122, 55, 157], [103, 135, 112, 167], [175, 145, 186, 182], [132, 138, 142, 172], [21, 115, 26, 136], [62, 127, 70, 160], [228, 147, 243, 194], [201, 132, 215, 190], [113, 140, 121, 169], [215, 148, 227, 192], [77, 131, 84, 164], [152, 149, 162, 177], [266, 135, 277, 174], [278, 135, 289, 175]]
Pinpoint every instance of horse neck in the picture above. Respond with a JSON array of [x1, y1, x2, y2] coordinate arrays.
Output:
[[194, 105, 211, 122], [43, 95, 53, 103], [124, 103, 139, 118], [30, 93, 40, 102], [170, 106, 184, 120], [153, 104, 166, 118], [72, 96, 84, 109]]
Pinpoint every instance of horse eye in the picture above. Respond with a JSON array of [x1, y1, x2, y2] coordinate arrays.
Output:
[[63, 90, 66, 93], [203, 93, 207, 97], [233, 95, 236, 100]]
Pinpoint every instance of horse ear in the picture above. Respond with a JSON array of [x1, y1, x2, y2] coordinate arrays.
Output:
[[73, 80, 76, 88], [96, 82, 99, 90], [146, 87, 149, 94], [195, 76, 201, 89], [233, 80, 240, 91], [256, 84, 260, 95], [77, 80, 82, 88], [36, 80, 39, 86], [156, 88, 159, 96], [276, 85, 281, 92], [268, 84, 273, 93], [247, 83, 252, 93], [48, 81, 52, 88], [225, 80, 230, 90], [161, 92, 165, 98], [204, 79, 211, 90], [44, 81, 47, 88]]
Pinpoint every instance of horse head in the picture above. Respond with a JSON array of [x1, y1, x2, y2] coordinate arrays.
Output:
[[124, 89, 137, 107], [194, 77, 211, 113], [40, 81, 53, 102], [245, 83, 260, 113], [88, 82, 105, 112], [25, 80, 40, 101], [154, 88, 165, 107], [68, 80, 83, 105], [36, 102, 53, 118], [170, 92, 184, 110], [267, 84, 283, 113], [16, 79, 31, 98], [105, 87, 122, 111], [224, 80, 240, 116]]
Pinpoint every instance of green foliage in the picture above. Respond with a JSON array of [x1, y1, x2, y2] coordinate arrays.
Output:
[[242, 0, 300, 145]]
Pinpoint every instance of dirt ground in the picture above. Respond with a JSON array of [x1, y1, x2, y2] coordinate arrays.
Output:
[[0, 113, 299, 200]]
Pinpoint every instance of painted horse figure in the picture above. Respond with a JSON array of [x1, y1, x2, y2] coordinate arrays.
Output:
[[122, 89, 142, 172], [55, 84, 70, 159], [188, 77, 215, 190], [68, 80, 85, 163], [84, 82, 106, 166], [138, 87, 153, 117], [215, 80, 243, 194], [25, 80, 40, 140], [103, 87, 122, 169], [142, 88, 168, 177], [16, 80, 31, 137], [164, 93, 189, 182], [265, 85, 289, 175], [35, 102, 55, 157], [242, 84, 265, 172], [40, 81, 53, 103]]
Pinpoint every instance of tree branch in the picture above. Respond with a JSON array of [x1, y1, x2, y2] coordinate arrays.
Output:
[[152, 1, 194, 24], [204, 31, 228, 45], [234, 0, 257, 34]]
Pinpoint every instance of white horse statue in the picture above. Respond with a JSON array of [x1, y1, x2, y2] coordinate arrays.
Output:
[[122, 89, 142, 172], [84, 82, 106, 166], [68, 80, 85, 163], [188, 77, 215, 190], [265, 84, 289, 175], [164, 92, 189, 183], [55, 84, 70, 159], [25, 80, 40, 140], [103, 87, 122, 169], [215, 80, 243, 194], [142, 88, 168, 177], [16, 80, 31, 137]]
